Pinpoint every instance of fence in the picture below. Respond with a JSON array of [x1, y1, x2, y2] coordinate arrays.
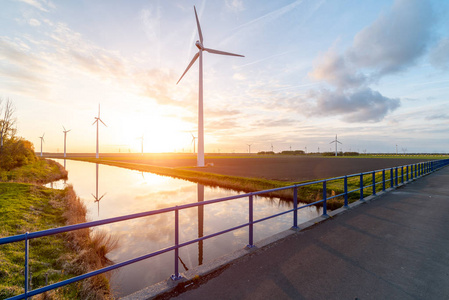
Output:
[[1, 159, 449, 299]]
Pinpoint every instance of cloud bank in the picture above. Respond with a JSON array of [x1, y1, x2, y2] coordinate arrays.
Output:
[[307, 0, 435, 123]]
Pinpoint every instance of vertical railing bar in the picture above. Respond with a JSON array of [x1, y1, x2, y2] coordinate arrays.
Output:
[[344, 176, 349, 208], [395, 167, 398, 186], [360, 173, 364, 201], [247, 195, 254, 248], [401, 166, 404, 183], [406, 165, 409, 182], [292, 187, 298, 229], [372, 171, 376, 195], [171, 207, 181, 280], [390, 168, 394, 188], [25, 232, 29, 300], [382, 169, 386, 191], [322, 180, 328, 216]]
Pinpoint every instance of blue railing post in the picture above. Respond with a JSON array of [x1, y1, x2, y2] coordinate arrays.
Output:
[[372, 171, 376, 195], [406, 165, 409, 181], [171, 207, 181, 280], [390, 168, 394, 188], [247, 195, 254, 248], [292, 187, 298, 229], [344, 176, 349, 208], [395, 167, 398, 186], [25, 232, 29, 299], [322, 180, 328, 216], [360, 173, 364, 201], [401, 167, 404, 183], [415, 163, 418, 177], [382, 169, 385, 191]]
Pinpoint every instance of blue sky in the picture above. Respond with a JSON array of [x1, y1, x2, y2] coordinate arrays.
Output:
[[1, 0, 449, 154]]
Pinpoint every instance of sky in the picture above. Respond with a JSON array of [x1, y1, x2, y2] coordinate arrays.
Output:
[[1, 0, 449, 154]]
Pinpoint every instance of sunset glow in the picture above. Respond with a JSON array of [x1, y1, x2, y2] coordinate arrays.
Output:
[[1, 0, 449, 154]]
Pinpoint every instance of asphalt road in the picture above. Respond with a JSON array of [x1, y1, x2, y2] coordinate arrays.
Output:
[[168, 167, 449, 300]]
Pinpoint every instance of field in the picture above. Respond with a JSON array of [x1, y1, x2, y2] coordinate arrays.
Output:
[[46, 152, 438, 182]]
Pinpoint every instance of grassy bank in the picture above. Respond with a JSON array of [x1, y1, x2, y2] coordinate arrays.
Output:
[[0, 158, 68, 183], [0, 160, 117, 299]]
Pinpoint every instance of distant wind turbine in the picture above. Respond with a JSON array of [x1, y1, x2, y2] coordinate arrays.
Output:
[[137, 135, 144, 156], [330, 134, 342, 156], [191, 133, 197, 154], [62, 126, 71, 158], [39, 133, 45, 157], [92, 104, 107, 159], [247, 144, 252, 154], [177, 6, 244, 167]]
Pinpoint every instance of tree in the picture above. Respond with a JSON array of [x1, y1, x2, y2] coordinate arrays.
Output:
[[0, 98, 16, 151], [0, 137, 36, 170]]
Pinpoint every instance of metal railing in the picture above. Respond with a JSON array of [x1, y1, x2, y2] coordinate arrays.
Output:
[[1, 158, 449, 299]]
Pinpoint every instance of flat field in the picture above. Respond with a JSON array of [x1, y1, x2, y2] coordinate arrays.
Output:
[[47, 153, 437, 182]]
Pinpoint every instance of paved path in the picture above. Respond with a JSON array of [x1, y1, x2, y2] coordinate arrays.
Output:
[[169, 167, 449, 300]]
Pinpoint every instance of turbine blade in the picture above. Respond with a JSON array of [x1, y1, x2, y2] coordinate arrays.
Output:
[[330, 141, 335, 144], [98, 193, 107, 201], [99, 118, 107, 127], [337, 141, 342, 144], [91, 193, 97, 201], [194, 6, 203, 44], [92, 119, 98, 125], [63, 126, 66, 131], [177, 52, 199, 84], [203, 47, 244, 57]]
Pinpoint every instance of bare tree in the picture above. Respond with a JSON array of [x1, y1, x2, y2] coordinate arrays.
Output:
[[0, 98, 16, 151]]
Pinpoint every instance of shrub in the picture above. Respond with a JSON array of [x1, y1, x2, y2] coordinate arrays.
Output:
[[0, 137, 36, 171]]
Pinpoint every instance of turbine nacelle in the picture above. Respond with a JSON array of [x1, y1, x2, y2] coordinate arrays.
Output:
[[195, 40, 203, 50]]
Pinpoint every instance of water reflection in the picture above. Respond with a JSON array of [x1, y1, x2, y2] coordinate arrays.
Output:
[[47, 159, 321, 297], [92, 163, 107, 217]]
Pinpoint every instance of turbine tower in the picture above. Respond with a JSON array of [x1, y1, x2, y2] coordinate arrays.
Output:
[[38, 133, 45, 157], [177, 6, 244, 167], [63, 126, 71, 158], [137, 135, 144, 156], [191, 133, 197, 154], [330, 134, 342, 156], [247, 144, 252, 154], [92, 104, 107, 159]]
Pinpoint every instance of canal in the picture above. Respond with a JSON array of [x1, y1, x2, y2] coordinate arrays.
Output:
[[48, 159, 322, 297]]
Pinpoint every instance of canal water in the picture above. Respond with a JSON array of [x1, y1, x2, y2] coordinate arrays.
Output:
[[48, 159, 321, 297]]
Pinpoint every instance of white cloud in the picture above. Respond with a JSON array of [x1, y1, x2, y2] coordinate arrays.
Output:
[[15, 0, 52, 12], [225, 0, 245, 12], [28, 18, 41, 27]]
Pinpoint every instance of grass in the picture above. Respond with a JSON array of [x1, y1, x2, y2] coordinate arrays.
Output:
[[0, 160, 117, 299], [0, 158, 68, 183]]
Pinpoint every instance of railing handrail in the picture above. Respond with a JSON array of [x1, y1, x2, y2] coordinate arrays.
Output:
[[2, 158, 449, 299]]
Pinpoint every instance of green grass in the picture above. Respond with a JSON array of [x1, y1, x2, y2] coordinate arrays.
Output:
[[0, 159, 115, 299], [0, 158, 67, 183], [0, 183, 75, 299]]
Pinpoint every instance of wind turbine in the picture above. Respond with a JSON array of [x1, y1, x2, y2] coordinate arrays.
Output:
[[191, 133, 197, 154], [137, 135, 144, 156], [62, 126, 71, 158], [39, 133, 45, 157], [247, 144, 252, 154], [177, 6, 244, 167], [92, 104, 107, 159], [330, 135, 342, 156]]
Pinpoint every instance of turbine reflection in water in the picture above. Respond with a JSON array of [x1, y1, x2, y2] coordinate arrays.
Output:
[[45, 159, 321, 297]]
